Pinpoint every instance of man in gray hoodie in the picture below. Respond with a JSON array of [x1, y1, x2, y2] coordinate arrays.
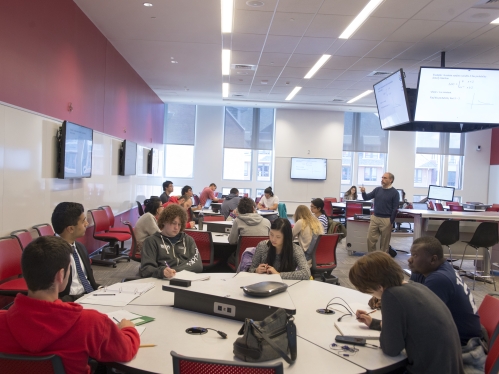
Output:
[[228, 197, 271, 245], [221, 188, 241, 219]]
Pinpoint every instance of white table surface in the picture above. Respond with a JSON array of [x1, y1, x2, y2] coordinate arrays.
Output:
[[80, 275, 409, 373]]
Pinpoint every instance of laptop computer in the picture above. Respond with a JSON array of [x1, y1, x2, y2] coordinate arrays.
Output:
[[216, 192, 223, 198], [203, 199, 212, 210], [412, 203, 428, 210]]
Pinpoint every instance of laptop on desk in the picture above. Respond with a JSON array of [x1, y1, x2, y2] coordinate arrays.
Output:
[[203, 199, 212, 210]]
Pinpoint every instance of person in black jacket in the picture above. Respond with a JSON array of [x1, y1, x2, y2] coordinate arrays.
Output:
[[51, 202, 99, 302]]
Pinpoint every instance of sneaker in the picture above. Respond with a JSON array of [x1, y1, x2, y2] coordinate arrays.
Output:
[[388, 246, 397, 258]]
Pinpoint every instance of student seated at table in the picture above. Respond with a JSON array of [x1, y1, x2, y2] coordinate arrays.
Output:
[[343, 185, 358, 200], [200, 183, 219, 206], [162, 194, 186, 208], [0, 236, 140, 374], [182, 185, 202, 211], [221, 188, 241, 219], [257, 186, 279, 210], [349, 252, 464, 374], [292, 205, 324, 260], [408, 236, 485, 371], [134, 197, 164, 253], [140, 204, 202, 279], [179, 195, 196, 229], [228, 197, 271, 245], [310, 198, 328, 233], [248, 218, 310, 280], [160, 180, 174, 204]]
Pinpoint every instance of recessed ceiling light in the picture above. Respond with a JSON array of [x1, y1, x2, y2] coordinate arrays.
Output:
[[222, 83, 229, 97], [222, 49, 231, 75], [285, 87, 302, 101], [339, 0, 384, 39], [246, 1, 264, 7], [221, 0, 234, 33], [304, 55, 331, 79], [492, 16, 499, 24], [143, 3, 153, 7], [347, 90, 373, 104], [171, 60, 178, 64]]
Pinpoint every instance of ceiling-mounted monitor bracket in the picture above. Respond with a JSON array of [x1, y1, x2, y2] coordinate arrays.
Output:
[[441, 51, 446, 67]]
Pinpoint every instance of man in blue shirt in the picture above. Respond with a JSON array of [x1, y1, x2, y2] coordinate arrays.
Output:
[[360, 172, 399, 253]]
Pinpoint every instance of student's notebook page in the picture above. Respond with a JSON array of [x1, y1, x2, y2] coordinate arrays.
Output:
[[173, 270, 210, 281], [106, 310, 152, 335], [334, 322, 381, 339], [79, 282, 155, 306]]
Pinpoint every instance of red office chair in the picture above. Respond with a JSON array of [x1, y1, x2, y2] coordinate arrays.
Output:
[[99, 206, 130, 234], [192, 194, 200, 206], [309, 234, 340, 279], [435, 203, 444, 211], [345, 202, 363, 227], [324, 198, 344, 222], [478, 295, 499, 344], [0, 236, 28, 297], [88, 210, 130, 264], [228, 236, 268, 272], [0, 353, 66, 374], [32, 223, 55, 237], [427, 200, 435, 210], [203, 216, 225, 222], [184, 230, 221, 270], [171, 350, 283, 374], [447, 201, 460, 206], [255, 196, 262, 204], [122, 221, 140, 262], [449, 205, 464, 211], [10, 230, 33, 250], [487, 207, 499, 212]]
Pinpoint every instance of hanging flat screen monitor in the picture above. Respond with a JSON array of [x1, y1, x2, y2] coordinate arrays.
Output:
[[415, 67, 499, 124], [119, 140, 137, 176], [57, 121, 93, 179], [427, 185, 455, 202], [373, 69, 411, 129], [290, 158, 327, 180]]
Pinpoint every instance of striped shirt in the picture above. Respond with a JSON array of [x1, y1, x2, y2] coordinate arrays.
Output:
[[318, 214, 328, 233]]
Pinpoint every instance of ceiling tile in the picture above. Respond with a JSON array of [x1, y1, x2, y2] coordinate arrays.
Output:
[[269, 12, 315, 36], [233, 9, 274, 35], [349, 57, 391, 71], [294, 37, 337, 54], [302, 79, 335, 88], [464, 47, 499, 64], [421, 21, 490, 46], [335, 39, 381, 57], [280, 66, 310, 78], [300, 87, 343, 96], [250, 85, 274, 94], [443, 44, 496, 63], [287, 54, 323, 68], [305, 14, 353, 38], [350, 17, 407, 41], [324, 55, 361, 69], [231, 33, 267, 52], [318, 0, 373, 16], [275, 77, 304, 86], [231, 51, 262, 65], [380, 59, 421, 71], [336, 70, 372, 80], [413, 0, 488, 21], [396, 42, 443, 61], [259, 52, 293, 66], [385, 19, 446, 43], [255, 65, 285, 76], [366, 41, 415, 59], [312, 68, 344, 80], [349, 80, 378, 90], [263, 35, 302, 53], [235, 0, 278, 12], [452, 8, 499, 23], [276, 0, 324, 14], [371, 0, 432, 19], [328, 80, 357, 89]]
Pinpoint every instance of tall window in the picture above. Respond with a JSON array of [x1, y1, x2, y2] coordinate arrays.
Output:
[[164, 103, 196, 178], [223, 107, 275, 181], [414, 132, 464, 189], [342, 113, 388, 189]]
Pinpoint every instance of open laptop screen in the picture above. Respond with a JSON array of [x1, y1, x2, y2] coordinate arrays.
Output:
[[203, 199, 212, 209]]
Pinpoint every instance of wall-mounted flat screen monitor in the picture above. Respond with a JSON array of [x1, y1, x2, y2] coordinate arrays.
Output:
[[119, 140, 137, 176], [290, 158, 327, 180], [427, 185, 455, 202], [57, 121, 93, 179], [415, 67, 499, 124], [373, 69, 411, 129]]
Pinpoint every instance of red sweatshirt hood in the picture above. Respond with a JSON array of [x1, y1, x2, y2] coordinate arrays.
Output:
[[6, 294, 83, 353]]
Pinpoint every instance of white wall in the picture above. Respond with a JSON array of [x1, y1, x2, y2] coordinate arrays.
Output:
[[0, 102, 165, 236], [274, 109, 345, 213]]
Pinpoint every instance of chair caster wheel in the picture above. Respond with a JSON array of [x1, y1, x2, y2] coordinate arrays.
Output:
[[113, 264, 117, 268]]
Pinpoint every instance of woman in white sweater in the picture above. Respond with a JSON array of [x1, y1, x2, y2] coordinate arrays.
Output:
[[134, 197, 164, 253], [292, 205, 324, 260]]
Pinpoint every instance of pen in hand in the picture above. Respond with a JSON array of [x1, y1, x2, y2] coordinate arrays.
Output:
[[357, 309, 378, 320]]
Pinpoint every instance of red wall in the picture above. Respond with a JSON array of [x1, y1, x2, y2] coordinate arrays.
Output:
[[490, 129, 499, 165], [0, 0, 164, 148]]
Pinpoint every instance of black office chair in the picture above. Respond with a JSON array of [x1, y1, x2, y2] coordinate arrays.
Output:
[[459, 222, 498, 291], [136, 201, 144, 216], [435, 220, 460, 267]]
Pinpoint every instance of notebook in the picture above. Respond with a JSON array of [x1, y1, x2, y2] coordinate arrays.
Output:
[[334, 322, 381, 340], [172, 270, 210, 281]]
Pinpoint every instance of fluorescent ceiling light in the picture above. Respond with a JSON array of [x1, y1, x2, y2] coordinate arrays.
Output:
[[222, 83, 229, 98], [339, 0, 384, 39], [222, 49, 231, 75], [285, 87, 302, 101], [492, 17, 499, 24], [221, 0, 234, 33], [143, 2, 153, 6], [304, 55, 331, 79], [347, 90, 373, 104]]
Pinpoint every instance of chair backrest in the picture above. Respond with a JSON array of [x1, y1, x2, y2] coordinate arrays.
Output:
[[323, 201, 333, 217], [435, 203, 444, 211], [469, 222, 499, 248], [310, 234, 340, 274], [192, 194, 200, 206], [89, 209, 111, 234], [32, 224, 55, 237], [255, 196, 262, 204], [171, 350, 283, 374], [123, 221, 139, 260], [100, 206, 116, 227], [486, 333, 499, 374], [449, 205, 464, 211], [203, 216, 225, 222], [184, 230, 214, 265], [324, 197, 338, 203], [447, 201, 460, 206], [478, 295, 499, 343], [486, 207, 499, 212], [434, 220, 460, 246], [0, 353, 66, 374], [136, 201, 144, 216], [427, 200, 435, 210], [345, 202, 363, 218], [10, 230, 33, 250], [0, 236, 23, 283], [236, 236, 268, 269]]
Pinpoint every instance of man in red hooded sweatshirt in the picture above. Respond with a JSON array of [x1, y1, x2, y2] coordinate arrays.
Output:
[[0, 236, 140, 374]]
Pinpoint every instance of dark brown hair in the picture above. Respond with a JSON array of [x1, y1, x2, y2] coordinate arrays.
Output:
[[349, 252, 404, 293], [157, 204, 187, 231], [238, 197, 256, 215]]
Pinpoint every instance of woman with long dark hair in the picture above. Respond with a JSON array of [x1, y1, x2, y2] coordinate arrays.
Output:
[[248, 218, 310, 280], [344, 186, 358, 200]]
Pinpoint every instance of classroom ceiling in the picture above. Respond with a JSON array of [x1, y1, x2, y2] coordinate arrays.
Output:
[[74, 0, 499, 111]]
